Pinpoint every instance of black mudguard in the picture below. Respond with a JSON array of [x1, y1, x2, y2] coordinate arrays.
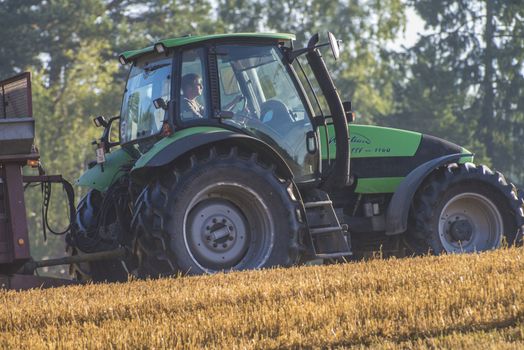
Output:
[[385, 153, 473, 235], [131, 131, 294, 180]]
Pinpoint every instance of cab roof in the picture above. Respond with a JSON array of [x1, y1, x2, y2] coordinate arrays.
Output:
[[119, 33, 296, 62]]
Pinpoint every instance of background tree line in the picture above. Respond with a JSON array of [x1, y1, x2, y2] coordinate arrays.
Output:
[[1, 0, 523, 263]]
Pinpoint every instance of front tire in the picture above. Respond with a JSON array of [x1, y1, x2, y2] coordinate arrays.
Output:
[[409, 163, 524, 254], [133, 147, 301, 276], [69, 188, 129, 282]]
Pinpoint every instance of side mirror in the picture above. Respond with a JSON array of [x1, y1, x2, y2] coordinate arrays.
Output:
[[98, 116, 120, 153], [153, 97, 168, 111], [93, 115, 108, 128], [343, 101, 356, 123], [107, 116, 121, 147], [288, 32, 342, 62], [327, 32, 340, 61]]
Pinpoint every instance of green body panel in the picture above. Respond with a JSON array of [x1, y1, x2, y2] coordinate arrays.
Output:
[[352, 150, 474, 194], [121, 33, 296, 61], [459, 150, 474, 163], [76, 147, 134, 192], [319, 124, 422, 159], [354, 177, 404, 193], [318, 124, 474, 194], [131, 126, 231, 172]]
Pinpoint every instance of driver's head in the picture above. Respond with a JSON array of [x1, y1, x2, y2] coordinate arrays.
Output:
[[182, 73, 203, 100]]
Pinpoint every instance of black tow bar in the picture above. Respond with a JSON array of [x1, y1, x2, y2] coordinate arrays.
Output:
[[20, 247, 127, 274]]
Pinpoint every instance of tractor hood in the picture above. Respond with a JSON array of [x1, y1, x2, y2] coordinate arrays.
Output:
[[321, 124, 473, 193], [349, 125, 473, 193]]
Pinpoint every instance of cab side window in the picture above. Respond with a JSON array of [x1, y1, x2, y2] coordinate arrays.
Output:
[[179, 48, 208, 120]]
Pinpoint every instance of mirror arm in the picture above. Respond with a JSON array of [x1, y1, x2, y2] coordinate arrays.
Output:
[[285, 43, 332, 63]]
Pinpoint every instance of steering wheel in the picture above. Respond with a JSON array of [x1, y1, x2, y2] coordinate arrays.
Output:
[[259, 99, 293, 133]]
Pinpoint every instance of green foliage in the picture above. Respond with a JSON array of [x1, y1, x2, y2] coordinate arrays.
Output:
[[383, 0, 524, 184], [0, 0, 42, 78], [217, 0, 406, 122], [25, 39, 121, 264]]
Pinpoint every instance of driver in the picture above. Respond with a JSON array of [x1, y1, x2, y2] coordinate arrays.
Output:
[[181, 73, 205, 119], [181, 73, 246, 119]]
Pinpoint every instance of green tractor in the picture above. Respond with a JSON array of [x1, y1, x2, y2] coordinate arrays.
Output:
[[70, 32, 524, 281]]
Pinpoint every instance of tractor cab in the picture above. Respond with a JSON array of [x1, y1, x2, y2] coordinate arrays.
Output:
[[116, 33, 350, 186]]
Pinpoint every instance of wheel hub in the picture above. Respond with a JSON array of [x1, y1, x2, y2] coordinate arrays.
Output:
[[448, 218, 473, 242], [186, 199, 249, 268], [438, 192, 504, 252], [204, 216, 237, 251]]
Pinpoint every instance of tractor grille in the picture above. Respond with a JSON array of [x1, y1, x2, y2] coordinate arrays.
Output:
[[0, 72, 32, 119]]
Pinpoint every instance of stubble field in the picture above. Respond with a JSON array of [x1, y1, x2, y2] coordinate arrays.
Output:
[[1, 247, 523, 349]]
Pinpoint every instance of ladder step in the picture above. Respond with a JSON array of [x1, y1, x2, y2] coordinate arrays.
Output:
[[315, 251, 352, 259], [309, 226, 342, 235], [304, 200, 333, 208]]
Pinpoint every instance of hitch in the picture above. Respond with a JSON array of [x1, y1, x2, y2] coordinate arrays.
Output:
[[19, 247, 127, 274], [0, 248, 128, 291]]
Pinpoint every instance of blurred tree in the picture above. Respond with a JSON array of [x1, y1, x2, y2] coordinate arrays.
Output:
[[218, 0, 406, 123], [0, 0, 120, 266], [384, 0, 524, 184], [109, 0, 221, 52], [0, 0, 43, 78], [25, 39, 120, 267]]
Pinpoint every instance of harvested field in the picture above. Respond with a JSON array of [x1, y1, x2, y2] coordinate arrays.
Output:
[[1, 248, 523, 349]]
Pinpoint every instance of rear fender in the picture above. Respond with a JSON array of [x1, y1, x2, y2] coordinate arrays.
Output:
[[130, 127, 294, 180], [385, 153, 473, 235], [76, 148, 134, 192]]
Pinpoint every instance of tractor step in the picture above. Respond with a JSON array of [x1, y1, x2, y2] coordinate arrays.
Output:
[[309, 226, 343, 235], [304, 200, 333, 208], [303, 195, 352, 258], [314, 252, 353, 259]]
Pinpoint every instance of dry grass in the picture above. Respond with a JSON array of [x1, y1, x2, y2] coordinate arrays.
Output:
[[1, 248, 523, 349]]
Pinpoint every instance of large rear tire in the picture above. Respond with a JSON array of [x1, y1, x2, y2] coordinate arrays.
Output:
[[408, 163, 524, 254], [133, 146, 301, 276]]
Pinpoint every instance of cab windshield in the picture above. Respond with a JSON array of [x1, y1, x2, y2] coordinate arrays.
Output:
[[120, 56, 172, 144]]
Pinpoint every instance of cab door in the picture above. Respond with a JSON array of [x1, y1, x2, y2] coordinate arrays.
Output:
[[213, 43, 319, 183]]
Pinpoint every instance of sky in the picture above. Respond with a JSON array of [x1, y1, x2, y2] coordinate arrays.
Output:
[[396, 6, 427, 49]]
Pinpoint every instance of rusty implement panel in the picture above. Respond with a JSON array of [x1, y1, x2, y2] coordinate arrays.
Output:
[[0, 170, 9, 263], [0, 72, 32, 119], [0, 164, 30, 263]]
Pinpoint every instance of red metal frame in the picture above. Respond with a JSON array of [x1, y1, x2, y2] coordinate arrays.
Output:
[[0, 73, 120, 290], [0, 156, 35, 269], [0, 73, 83, 290]]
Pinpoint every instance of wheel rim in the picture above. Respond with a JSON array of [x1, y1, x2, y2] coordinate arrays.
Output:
[[183, 182, 274, 272], [438, 192, 503, 253]]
